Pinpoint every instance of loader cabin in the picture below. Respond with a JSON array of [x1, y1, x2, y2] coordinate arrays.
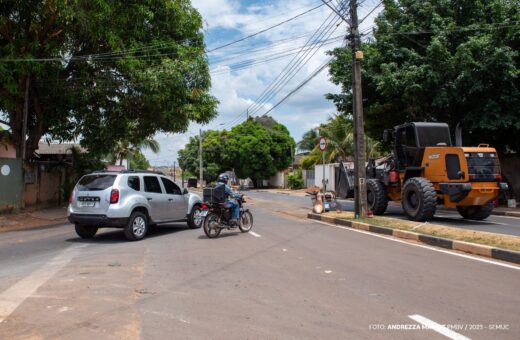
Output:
[[385, 122, 453, 171]]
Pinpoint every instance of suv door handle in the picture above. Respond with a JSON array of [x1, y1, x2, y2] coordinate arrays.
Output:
[[168, 198, 173, 202], [147, 198, 153, 201]]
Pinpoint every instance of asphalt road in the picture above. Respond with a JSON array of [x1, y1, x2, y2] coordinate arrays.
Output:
[[250, 191, 520, 237], [0, 194, 518, 339]]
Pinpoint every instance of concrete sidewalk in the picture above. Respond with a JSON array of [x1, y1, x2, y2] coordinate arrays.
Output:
[[0, 206, 68, 233]]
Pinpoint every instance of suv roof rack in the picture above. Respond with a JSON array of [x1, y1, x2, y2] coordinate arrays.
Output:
[[92, 169, 164, 175]]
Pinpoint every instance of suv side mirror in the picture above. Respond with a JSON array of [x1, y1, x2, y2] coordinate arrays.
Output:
[[382, 129, 393, 144], [183, 188, 188, 195]]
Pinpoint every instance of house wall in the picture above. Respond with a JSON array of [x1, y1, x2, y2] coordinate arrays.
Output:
[[0, 143, 16, 159], [268, 172, 286, 188], [314, 164, 338, 192], [23, 164, 65, 207]]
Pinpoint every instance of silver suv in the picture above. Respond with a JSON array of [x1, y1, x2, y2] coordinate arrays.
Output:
[[68, 170, 203, 241]]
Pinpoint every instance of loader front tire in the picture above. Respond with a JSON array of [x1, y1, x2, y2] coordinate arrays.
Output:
[[402, 177, 437, 221]]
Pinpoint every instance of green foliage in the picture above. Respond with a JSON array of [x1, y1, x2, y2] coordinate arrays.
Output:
[[299, 114, 381, 169], [178, 116, 295, 183], [177, 130, 226, 183], [0, 0, 218, 159], [327, 0, 520, 153], [287, 171, 304, 190], [129, 150, 150, 170], [224, 116, 295, 181], [61, 147, 106, 201], [297, 129, 319, 152], [108, 137, 160, 167]]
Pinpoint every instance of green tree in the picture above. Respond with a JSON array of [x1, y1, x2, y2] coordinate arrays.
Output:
[[327, 0, 520, 153], [0, 0, 218, 160], [299, 114, 380, 169], [129, 150, 150, 170], [223, 117, 295, 184], [297, 128, 319, 152], [109, 138, 160, 167], [178, 117, 295, 185], [177, 130, 226, 183]]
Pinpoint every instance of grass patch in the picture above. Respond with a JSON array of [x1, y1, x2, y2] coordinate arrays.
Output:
[[323, 211, 520, 252]]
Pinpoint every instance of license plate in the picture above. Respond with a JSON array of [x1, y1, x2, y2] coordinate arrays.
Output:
[[78, 201, 96, 208], [200, 210, 209, 217]]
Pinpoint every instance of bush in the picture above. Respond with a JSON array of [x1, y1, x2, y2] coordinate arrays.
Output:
[[287, 171, 304, 190]]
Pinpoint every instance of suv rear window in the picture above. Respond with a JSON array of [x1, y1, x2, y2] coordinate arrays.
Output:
[[77, 174, 116, 191]]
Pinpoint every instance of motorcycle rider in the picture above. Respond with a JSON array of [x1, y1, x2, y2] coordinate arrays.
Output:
[[216, 173, 241, 226]]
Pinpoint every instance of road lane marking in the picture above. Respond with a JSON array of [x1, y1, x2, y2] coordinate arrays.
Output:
[[0, 245, 86, 323], [249, 231, 261, 238], [312, 220, 520, 271], [408, 314, 471, 340]]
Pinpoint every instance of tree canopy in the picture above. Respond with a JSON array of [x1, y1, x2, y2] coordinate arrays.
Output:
[[327, 0, 520, 153], [0, 0, 218, 159], [178, 116, 295, 184]]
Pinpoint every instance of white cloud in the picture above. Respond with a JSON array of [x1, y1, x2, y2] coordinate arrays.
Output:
[[145, 0, 382, 166]]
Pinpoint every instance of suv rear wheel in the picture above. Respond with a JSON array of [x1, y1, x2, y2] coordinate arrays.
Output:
[[75, 224, 98, 239], [124, 211, 148, 241]]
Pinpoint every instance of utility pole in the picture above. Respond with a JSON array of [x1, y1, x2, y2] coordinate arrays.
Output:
[[199, 129, 203, 188], [173, 161, 176, 182], [246, 108, 249, 120], [21, 76, 30, 161], [349, 0, 368, 218]]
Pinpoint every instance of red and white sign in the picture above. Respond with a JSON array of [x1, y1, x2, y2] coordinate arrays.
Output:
[[319, 136, 327, 152]]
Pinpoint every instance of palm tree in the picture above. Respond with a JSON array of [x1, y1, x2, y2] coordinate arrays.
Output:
[[319, 114, 354, 162], [299, 114, 381, 169], [297, 129, 319, 152], [110, 138, 160, 168]]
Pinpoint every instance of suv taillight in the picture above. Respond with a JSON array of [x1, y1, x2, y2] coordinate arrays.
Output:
[[69, 191, 73, 203], [110, 189, 119, 204]]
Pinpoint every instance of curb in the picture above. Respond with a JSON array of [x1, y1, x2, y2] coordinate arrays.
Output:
[[0, 219, 69, 233], [490, 210, 520, 218], [308, 213, 520, 265]]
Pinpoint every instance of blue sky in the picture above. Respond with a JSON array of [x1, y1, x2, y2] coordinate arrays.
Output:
[[144, 0, 381, 166]]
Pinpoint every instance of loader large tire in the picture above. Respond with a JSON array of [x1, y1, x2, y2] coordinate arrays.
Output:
[[456, 203, 493, 220], [402, 177, 437, 221], [366, 179, 388, 215]]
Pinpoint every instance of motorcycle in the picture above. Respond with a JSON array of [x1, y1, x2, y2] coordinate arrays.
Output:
[[200, 194, 253, 238]]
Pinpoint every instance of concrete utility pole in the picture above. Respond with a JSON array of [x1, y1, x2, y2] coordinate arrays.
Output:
[[173, 161, 176, 182], [199, 129, 203, 188], [349, 0, 368, 218]]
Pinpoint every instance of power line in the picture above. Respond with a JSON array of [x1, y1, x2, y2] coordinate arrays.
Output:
[[206, 3, 327, 53], [219, 7, 346, 130], [261, 58, 333, 116]]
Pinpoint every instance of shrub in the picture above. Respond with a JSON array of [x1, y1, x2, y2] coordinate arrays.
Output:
[[287, 171, 304, 190]]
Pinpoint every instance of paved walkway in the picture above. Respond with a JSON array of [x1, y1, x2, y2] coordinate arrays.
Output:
[[0, 206, 68, 233]]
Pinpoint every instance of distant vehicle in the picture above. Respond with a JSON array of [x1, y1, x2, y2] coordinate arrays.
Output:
[[68, 170, 204, 241]]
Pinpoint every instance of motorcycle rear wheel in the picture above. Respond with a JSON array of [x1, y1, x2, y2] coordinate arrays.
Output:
[[203, 213, 222, 238], [239, 210, 253, 233]]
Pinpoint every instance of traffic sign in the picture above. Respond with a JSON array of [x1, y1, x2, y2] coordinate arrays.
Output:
[[319, 136, 326, 152]]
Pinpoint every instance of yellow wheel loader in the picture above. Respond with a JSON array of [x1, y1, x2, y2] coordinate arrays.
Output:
[[365, 122, 508, 221]]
